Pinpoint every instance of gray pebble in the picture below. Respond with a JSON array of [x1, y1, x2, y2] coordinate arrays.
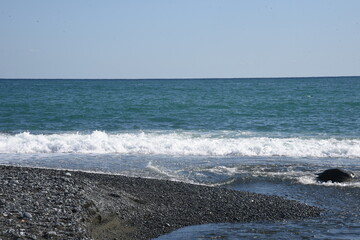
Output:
[[47, 231, 57, 235], [22, 212, 33, 219]]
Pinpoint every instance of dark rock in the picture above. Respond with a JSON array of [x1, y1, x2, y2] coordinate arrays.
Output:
[[109, 193, 121, 198], [316, 168, 355, 183]]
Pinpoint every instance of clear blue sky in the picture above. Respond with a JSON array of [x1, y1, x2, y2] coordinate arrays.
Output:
[[1, 0, 359, 79]]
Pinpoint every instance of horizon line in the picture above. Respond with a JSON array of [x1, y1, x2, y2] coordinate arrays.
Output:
[[1, 75, 359, 80]]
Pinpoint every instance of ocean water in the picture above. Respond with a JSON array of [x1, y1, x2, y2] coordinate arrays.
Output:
[[1, 77, 360, 239]]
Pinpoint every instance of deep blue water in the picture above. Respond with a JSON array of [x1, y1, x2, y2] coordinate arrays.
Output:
[[1, 77, 360, 239]]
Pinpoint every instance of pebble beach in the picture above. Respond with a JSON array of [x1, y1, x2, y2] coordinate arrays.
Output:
[[0, 164, 321, 240]]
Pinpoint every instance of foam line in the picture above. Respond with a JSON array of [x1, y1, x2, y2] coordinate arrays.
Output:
[[0, 131, 359, 158]]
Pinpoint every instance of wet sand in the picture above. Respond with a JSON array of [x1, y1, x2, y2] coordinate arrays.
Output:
[[0, 165, 321, 240]]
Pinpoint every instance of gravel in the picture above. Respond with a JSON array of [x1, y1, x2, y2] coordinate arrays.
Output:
[[0, 165, 322, 240]]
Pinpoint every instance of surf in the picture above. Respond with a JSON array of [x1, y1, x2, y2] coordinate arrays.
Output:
[[1, 130, 359, 159]]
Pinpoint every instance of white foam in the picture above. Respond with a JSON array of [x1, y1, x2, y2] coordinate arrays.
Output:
[[298, 175, 360, 188], [145, 161, 179, 179], [1, 131, 360, 158], [206, 166, 239, 175]]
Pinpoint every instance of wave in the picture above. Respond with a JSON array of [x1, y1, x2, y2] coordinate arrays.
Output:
[[0, 131, 360, 158]]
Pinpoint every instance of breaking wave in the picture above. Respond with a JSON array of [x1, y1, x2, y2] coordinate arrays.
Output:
[[0, 131, 359, 158]]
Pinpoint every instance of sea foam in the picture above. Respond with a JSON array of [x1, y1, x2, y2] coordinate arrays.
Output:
[[0, 131, 359, 158]]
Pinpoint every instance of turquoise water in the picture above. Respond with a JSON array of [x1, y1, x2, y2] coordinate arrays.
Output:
[[1, 77, 360, 239], [1, 77, 360, 136]]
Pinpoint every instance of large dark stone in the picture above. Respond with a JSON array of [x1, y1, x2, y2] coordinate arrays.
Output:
[[316, 168, 355, 183]]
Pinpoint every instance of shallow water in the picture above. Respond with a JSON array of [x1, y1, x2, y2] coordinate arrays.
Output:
[[152, 158, 360, 240]]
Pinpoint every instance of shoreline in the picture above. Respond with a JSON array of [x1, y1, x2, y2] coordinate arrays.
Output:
[[0, 165, 321, 240]]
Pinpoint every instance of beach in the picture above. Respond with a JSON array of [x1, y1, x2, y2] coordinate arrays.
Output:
[[0, 165, 321, 240]]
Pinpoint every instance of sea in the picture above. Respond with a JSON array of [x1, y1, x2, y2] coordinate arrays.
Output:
[[1, 77, 360, 239]]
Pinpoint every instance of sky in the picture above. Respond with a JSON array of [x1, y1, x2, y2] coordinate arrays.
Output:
[[0, 0, 360, 79]]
